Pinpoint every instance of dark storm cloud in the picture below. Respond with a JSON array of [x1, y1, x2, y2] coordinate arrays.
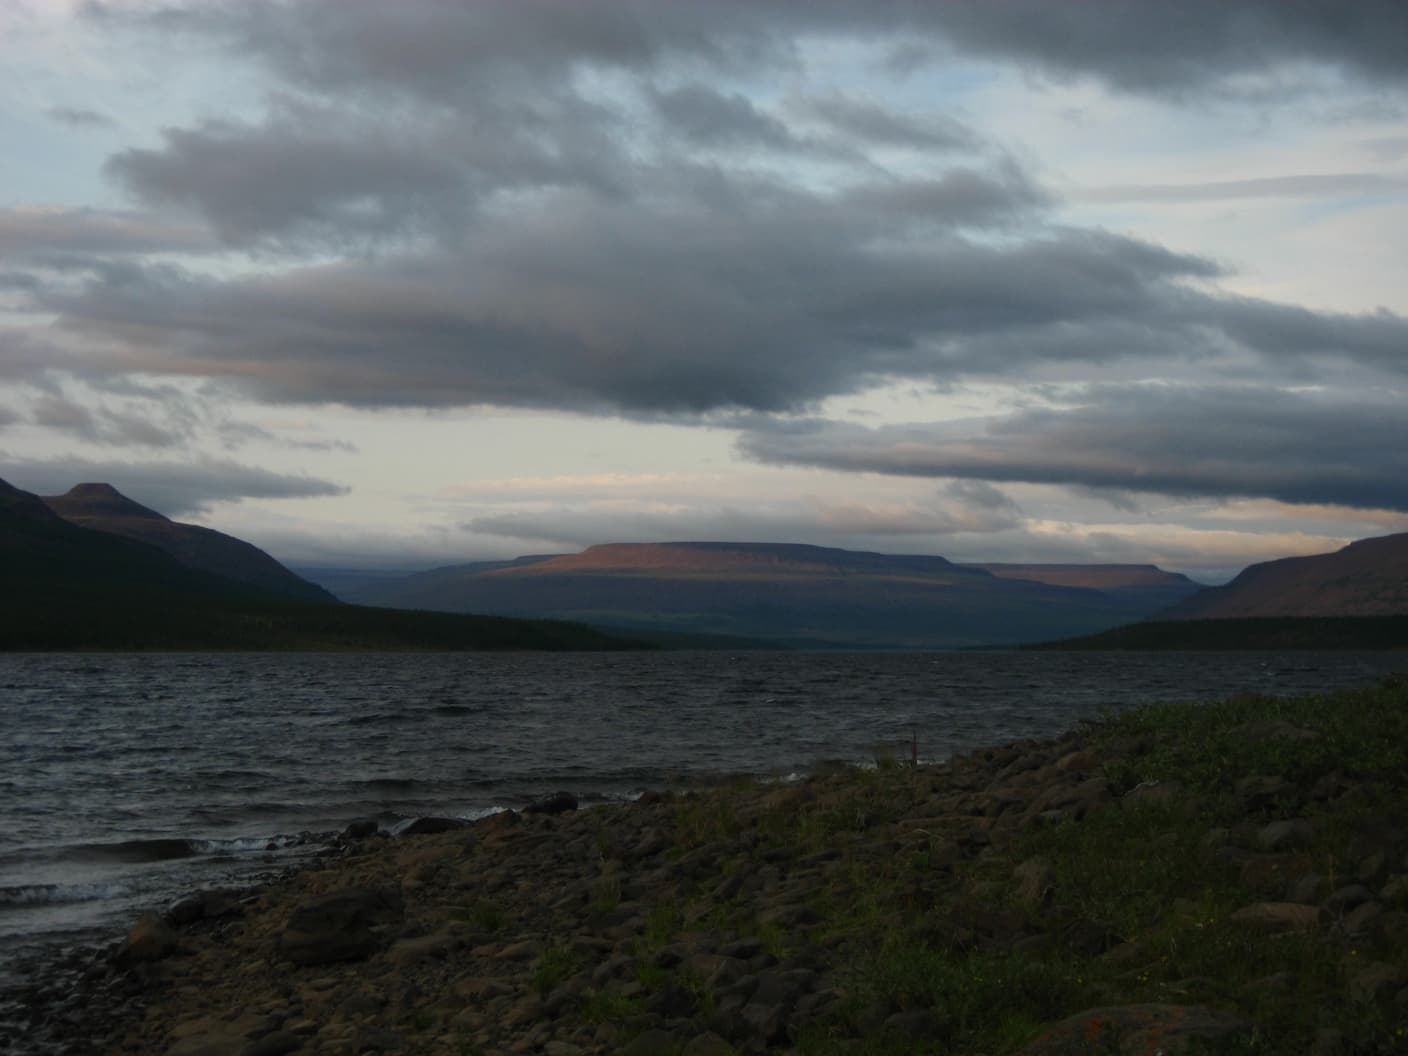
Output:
[[739, 387, 1408, 512], [105, 112, 468, 245], [910, 1, 1408, 94], [650, 84, 796, 149], [83, 1, 787, 99], [86, 1, 1408, 99], [792, 96, 975, 151], [0, 455, 347, 517], [39, 189, 1260, 415], [34, 0, 1403, 448]]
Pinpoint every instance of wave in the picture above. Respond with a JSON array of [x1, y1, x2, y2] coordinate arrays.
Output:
[[344, 712, 425, 726], [63, 837, 205, 864], [190, 833, 315, 855], [361, 778, 426, 792], [0, 880, 134, 909], [430, 703, 483, 717], [47, 830, 326, 866]]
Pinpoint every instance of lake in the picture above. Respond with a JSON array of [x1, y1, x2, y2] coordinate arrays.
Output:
[[1, 648, 1403, 988]]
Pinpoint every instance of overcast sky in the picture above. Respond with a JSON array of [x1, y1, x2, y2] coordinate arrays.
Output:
[[3, 1, 1406, 581]]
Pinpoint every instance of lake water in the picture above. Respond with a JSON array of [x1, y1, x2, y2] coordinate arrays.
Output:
[[1, 649, 1403, 988]]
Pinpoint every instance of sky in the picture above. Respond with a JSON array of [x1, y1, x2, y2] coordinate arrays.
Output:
[[2, 1, 1406, 582]]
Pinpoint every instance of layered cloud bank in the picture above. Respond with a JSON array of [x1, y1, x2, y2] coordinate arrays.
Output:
[[2, 1, 1405, 573]]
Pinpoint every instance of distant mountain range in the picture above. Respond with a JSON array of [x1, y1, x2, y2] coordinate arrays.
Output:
[[308, 541, 1204, 649], [10, 474, 1405, 651], [0, 478, 638, 652]]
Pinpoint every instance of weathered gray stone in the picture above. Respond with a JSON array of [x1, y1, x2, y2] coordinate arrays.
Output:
[[385, 929, 459, 966], [525, 791, 578, 815], [1228, 902, 1323, 932], [1257, 819, 1314, 852], [1287, 872, 1329, 905], [1379, 874, 1408, 905], [1123, 779, 1184, 805], [1324, 884, 1375, 914], [1013, 857, 1054, 907], [740, 1001, 787, 1044], [239, 1031, 301, 1056], [396, 816, 470, 836], [681, 1031, 735, 1056], [122, 912, 180, 963], [1235, 775, 1289, 810], [884, 1008, 941, 1040], [165, 888, 243, 927], [1343, 901, 1385, 935], [341, 818, 377, 839], [277, 887, 403, 966], [166, 1033, 245, 1056], [621, 1028, 681, 1056], [1020, 1003, 1249, 1054], [1348, 961, 1407, 1003]]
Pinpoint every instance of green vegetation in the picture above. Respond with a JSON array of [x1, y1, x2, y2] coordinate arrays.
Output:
[[1029, 615, 1408, 651], [633, 677, 1408, 1053], [532, 943, 578, 996]]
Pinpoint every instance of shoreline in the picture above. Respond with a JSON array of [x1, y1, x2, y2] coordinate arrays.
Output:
[[9, 676, 1408, 1054]]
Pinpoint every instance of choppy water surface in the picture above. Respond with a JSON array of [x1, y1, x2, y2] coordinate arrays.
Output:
[[1, 649, 1402, 981]]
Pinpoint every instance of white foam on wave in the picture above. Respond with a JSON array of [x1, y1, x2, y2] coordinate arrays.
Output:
[[0, 881, 134, 908]]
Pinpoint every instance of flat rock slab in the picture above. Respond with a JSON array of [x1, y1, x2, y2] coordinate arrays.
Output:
[[277, 887, 404, 966], [1021, 1003, 1249, 1055], [1228, 901, 1323, 932]]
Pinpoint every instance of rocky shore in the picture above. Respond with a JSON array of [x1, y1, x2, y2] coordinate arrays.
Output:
[[8, 676, 1408, 1055]]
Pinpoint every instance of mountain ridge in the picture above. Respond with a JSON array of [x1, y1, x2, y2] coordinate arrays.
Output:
[[0, 477, 641, 652], [44, 482, 334, 604], [1166, 531, 1408, 620]]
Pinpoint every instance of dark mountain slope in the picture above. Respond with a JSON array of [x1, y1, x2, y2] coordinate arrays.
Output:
[[1167, 532, 1408, 620], [0, 478, 639, 651], [44, 483, 333, 603]]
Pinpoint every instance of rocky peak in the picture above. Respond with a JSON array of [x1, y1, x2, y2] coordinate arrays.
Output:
[[44, 483, 170, 523]]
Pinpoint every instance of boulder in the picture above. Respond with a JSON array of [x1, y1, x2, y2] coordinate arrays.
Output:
[[395, 816, 469, 836], [1347, 961, 1407, 1003], [1257, 819, 1314, 852], [164, 1034, 244, 1056], [681, 1032, 735, 1056], [165, 888, 244, 927], [1236, 775, 1290, 810], [1228, 902, 1323, 933], [277, 887, 404, 965], [1324, 885, 1375, 914], [1021, 1003, 1249, 1055], [121, 913, 180, 963], [1013, 857, 1054, 907], [341, 818, 378, 839], [526, 791, 578, 815]]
